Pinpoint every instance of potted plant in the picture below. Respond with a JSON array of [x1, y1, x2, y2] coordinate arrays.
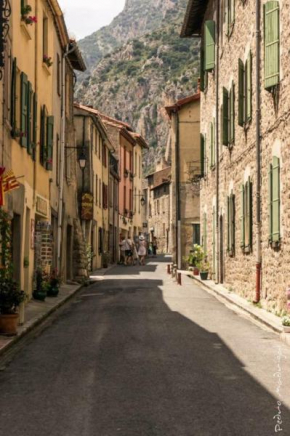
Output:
[[33, 269, 47, 301], [282, 317, 290, 333], [186, 244, 204, 275], [0, 277, 25, 336], [43, 55, 53, 68], [102, 252, 111, 268], [199, 260, 210, 280], [47, 269, 60, 297]]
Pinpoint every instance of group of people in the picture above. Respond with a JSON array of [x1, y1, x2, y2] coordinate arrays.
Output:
[[119, 235, 158, 266]]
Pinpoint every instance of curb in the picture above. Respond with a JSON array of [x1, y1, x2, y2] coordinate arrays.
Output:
[[0, 284, 83, 359], [189, 275, 290, 347]]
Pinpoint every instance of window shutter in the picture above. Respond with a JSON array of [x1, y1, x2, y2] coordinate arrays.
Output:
[[227, 0, 235, 34], [200, 134, 205, 177], [230, 193, 235, 254], [205, 21, 215, 71], [238, 59, 245, 126], [203, 213, 207, 255], [27, 82, 32, 154], [200, 48, 205, 92], [40, 106, 47, 165], [46, 116, 54, 171], [264, 1, 280, 89], [240, 185, 245, 248], [11, 57, 17, 133], [245, 178, 252, 250], [268, 163, 273, 241], [272, 156, 280, 242], [33, 93, 37, 161], [212, 207, 216, 275], [222, 87, 229, 146], [20, 72, 28, 147], [229, 82, 235, 143], [227, 196, 230, 252], [246, 51, 252, 121]]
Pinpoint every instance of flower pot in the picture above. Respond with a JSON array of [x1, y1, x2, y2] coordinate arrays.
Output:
[[193, 267, 199, 276], [47, 287, 59, 297], [33, 290, 47, 301], [200, 272, 208, 280], [282, 326, 290, 333], [0, 313, 19, 336]]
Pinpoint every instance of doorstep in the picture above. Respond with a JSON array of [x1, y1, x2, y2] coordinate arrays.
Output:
[[0, 282, 83, 358], [189, 274, 290, 348]]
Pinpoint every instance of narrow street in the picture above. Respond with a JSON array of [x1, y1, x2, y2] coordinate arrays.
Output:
[[0, 257, 289, 436]]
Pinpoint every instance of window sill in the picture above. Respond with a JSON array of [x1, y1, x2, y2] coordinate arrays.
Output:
[[20, 21, 32, 40], [269, 240, 281, 250], [42, 62, 52, 76]]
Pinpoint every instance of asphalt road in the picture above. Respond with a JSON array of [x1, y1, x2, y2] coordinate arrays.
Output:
[[0, 257, 290, 436]]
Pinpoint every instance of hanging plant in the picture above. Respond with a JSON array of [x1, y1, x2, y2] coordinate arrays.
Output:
[[43, 55, 53, 68]]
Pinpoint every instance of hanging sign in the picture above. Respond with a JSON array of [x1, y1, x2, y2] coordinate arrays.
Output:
[[81, 192, 93, 220], [0, 167, 20, 206]]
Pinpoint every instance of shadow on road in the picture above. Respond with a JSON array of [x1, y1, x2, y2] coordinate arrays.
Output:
[[0, 276, 288, 436]]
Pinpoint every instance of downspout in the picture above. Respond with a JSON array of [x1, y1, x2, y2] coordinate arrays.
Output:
[[254, 0, 261, 303], [215, 1, 220, 283], [57, 43, 77, 274], [33, 0, 39, 205], [175, 110, 181, 270]]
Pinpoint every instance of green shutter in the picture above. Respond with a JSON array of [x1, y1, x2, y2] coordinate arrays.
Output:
[[264, 1, 280, 89], [33, 93, 37, 161], [238, 59, 245, 126], [229, 82, 235, 143], [205, 20, 215, 71], [240, 185, 245, 248], [272, 156, 280, 242], [11, 58, 17, 133], [200, 48, 205, 92], [245, 178, 252, 250], [20, 72, 28, 147], [231, 193, 235, 254], [40, 105, 46, 165], [27, 82, 32, 154], [246, 51, 252, 121], [46, 116, 54, 171], [200, 134, 205, 177], [227, 196, 230, 252], [268, 163, 273, 241], [222, 87, 229, 146], [227, 0, 235, 34]]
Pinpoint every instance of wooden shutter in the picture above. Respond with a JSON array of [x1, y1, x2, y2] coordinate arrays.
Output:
[[20, 72, 28, 147], [205, 21, 215, 71], [222, 87, 229, 146], [229, 83, 235, 143], [238, 59, 245, 126], [240, 185, 245, 248], [264, 1, 280, 89], [46, 116, 54, 170], [230, 192, 235, 254], [272, 156, 280, 242], [245, 178, 252, 250], [227, 196, 230, 252], [11, 57, 17, 133], [246, 51, 252, 121], [200, 48, 205, 92], [268, 163, 273, 241], [27, 82, 32, 154], [227, 0, 235, 34], [33, 93, 37, 161], [40, 106, 46, 165], [200, 134, 205, 177]]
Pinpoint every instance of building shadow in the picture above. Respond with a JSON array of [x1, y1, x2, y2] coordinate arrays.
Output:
[[0, 279, 288, 436]]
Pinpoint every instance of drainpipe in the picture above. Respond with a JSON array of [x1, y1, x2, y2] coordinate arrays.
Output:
[[175, 111, 181, 270], [254, 0, 262, 303], [215, 1, 220, 283], [57, 43, 78, 274]]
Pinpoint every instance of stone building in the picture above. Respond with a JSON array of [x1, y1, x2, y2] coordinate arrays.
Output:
[[165, 93, 201, 268], [181, 0, 290, 315], [145, 164, 172, 254]]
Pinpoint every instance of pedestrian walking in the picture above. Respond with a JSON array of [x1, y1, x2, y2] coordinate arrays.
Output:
[[119, 235, 126, 265], [124, 235, 133, 266], [138, 235, 147, 266], [152, 237, 158, 257]]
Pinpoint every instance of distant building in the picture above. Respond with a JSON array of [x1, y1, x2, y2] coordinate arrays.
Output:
[[165, 93, 201, 268]]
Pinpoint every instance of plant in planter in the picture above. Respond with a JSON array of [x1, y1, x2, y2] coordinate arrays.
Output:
[[21, 5, 37, 25], [102, 252, 111, 268], [47, 269, 60, 297], [186, 244, 204, 275], [33, 269, 47, 301], [43, 55, 53, 68], [282, 317, 290, 333], [199, 260, 210, 280]]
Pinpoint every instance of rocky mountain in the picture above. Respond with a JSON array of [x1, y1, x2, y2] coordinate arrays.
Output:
[[76, 0, 200, 174]]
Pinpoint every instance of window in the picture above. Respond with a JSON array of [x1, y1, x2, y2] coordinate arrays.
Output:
[[269, 156, 280, 246], [102, 143, 107, 167], [130, 151, 133, 172], [134, 188, 137, 213], [238, 52, 252, 127], [123, 186, 126, 213], [264, 1, 280, 90], [10, 58, 17, 133], [222, 83, 235, 146], [40, 105, 47, 165], [204, 21, 215, 71], [20, 72, 28, 148], [202, 213, 207, 254], [99, 179, 102, 207], [32, 93, 37, 161], [98, 227, 103, 255], [95, 175, 98, 205], [227, 191, 235, 256], [210, 120, 215, 167], [42, 15, 48, 59], [200, 47, 208, 92], [157, 200, 160, 214], [200, 133, 206, 177], [225, 0, 235, 36], [56, 134, 60, 185], [192, 223, 201, 245], [57, 53, 61, 96], [129, 189, 132, 211], [103, 183, 108, 209], [240, 178, 252, 252]]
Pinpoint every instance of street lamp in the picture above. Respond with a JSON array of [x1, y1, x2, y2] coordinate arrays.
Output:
[[78, 151, 86, 169], [140, 196, 145, 207]]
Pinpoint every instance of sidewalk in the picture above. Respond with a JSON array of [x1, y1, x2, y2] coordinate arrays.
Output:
[[183, 273, 290, 347], [0, 282, 83, 358]]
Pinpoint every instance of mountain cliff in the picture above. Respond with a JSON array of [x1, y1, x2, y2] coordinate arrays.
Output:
[[77, 0, 200, 174]]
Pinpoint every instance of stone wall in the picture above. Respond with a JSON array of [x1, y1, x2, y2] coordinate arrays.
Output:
[[198, 0, 290, 315]]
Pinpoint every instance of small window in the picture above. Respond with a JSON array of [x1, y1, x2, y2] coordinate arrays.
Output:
[[42, 15, 48, 60], [210, 120, 215, 167], [222, 82, 235, 146], [226, 0, 235, 37], [192, 223, 201, 245], [238, 52, 252, 127], [268, 157, 280, 247], [240, 178, 252, 252], [95, 175, 98, 205], [227, 191, 235, 256]]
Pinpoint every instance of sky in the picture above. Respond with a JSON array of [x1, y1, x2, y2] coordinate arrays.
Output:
[[58, 0, 126, 40]]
